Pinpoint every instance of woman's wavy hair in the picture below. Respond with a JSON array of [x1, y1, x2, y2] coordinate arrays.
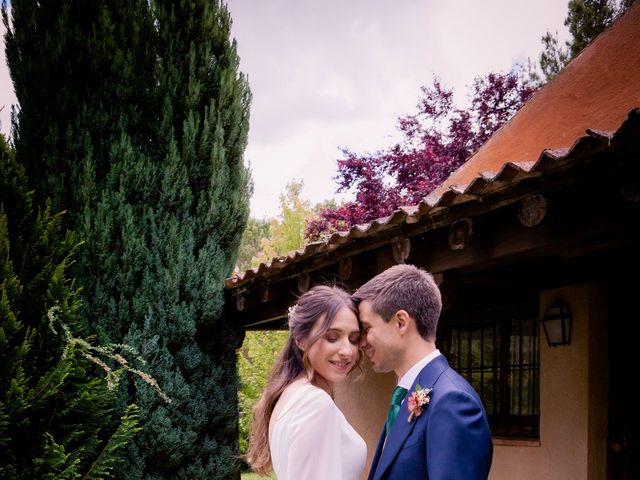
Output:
[[246, 284, 358, 476]]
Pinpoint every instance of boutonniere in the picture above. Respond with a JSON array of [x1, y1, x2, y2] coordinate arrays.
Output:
[[407, 384, 432, 422]]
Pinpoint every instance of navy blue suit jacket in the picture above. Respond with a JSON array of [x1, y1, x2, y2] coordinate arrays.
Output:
[[367, 355, 493, 480]]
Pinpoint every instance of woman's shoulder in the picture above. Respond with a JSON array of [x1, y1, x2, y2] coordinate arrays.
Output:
[[276, 380, 335, 418], [287, 380, 332, 405]]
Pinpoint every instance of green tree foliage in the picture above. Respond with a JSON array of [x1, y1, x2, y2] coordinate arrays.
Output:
[[537, 31, 571, 81], [237, 331, 287, 459], [237, 180, 333, 273], [534, 0, 634, 83], [236, 217, 270, 272], [565, 0, 637, 56], [253, 179, 316, 265], [4, 1, 251, 478], [0, 135, 141, 479]]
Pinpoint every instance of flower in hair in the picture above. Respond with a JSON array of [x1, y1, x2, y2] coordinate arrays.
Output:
[[407, 384, 432, 422], [287, 304, 297, 318]]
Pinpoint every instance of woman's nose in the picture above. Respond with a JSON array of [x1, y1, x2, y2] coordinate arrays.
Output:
[[338, 339, 354, 357]]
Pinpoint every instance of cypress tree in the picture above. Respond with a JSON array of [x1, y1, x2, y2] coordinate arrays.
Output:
[[2, 0, 156, 213], [0, 134, 141, 479], [4, 1, 252, 477]]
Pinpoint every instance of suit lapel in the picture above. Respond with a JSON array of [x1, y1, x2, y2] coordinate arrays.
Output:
[[367, 428, 386, 480], [372, 355, 450, 480], [373, 391, 417, 479]]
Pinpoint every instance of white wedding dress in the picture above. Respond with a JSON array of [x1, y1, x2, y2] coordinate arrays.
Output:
[[270, 381, 366, 480]]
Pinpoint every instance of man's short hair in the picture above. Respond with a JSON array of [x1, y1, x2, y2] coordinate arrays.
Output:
[[353, 264, 442, 340]]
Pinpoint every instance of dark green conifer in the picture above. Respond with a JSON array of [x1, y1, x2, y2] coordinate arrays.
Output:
[[4, 1, 251, 477], [0, 134, 141, 479]]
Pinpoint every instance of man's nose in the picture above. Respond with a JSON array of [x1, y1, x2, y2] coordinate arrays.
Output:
[[358, 332, 368, 349]]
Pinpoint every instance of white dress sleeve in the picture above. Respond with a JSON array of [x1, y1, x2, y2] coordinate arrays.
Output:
[[284, 388, 343, 480]]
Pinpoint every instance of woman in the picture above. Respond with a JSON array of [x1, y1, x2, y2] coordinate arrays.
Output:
[[247, 285, 366, 479]]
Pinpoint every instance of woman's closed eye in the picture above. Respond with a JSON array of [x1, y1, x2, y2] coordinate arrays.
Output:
[[325, 332, 360, 344]]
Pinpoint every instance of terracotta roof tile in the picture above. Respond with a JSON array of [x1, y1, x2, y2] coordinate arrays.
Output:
[[432, 2, 640, 196], [226, 108, 639, 289]]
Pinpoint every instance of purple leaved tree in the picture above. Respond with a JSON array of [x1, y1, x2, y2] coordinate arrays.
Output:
[[306, 70, 536, 240]]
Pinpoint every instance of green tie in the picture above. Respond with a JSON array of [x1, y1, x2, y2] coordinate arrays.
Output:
[[385, 386, 408, 435]]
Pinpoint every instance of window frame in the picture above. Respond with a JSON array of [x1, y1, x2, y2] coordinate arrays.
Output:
[[437, 290, 540, 439]]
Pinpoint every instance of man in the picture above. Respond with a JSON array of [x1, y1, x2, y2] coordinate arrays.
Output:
[[354, 264, 492, 480]]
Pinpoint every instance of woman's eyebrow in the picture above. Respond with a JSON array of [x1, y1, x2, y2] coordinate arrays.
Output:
[[326, 328, 361, 334]]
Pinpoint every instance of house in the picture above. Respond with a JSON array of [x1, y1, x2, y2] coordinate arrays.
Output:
[[225, 3, 640, 479]]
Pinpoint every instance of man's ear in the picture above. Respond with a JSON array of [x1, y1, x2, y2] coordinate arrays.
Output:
[[395, 309, 411, 335]]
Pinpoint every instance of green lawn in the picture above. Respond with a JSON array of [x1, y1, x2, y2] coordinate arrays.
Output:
[[241, 472, 275, 480]]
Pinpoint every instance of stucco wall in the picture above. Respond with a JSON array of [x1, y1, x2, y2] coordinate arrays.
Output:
[[334, 359, 395, 480]]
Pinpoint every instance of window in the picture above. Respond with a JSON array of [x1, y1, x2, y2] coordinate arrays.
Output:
[[437, 292, 539, 439]]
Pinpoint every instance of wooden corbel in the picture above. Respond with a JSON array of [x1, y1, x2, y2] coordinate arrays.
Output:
[[392, 238, 411, 264], [259, 284, 269, 303], [449, 218, 473, 250], [339, 257, 352, 281], [236, 294, 245, 312], [518, 194, 548, 227], [297, 273, 310, 293]]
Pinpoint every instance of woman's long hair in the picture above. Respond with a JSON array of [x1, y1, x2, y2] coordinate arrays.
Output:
[[246, 285, 357, 476]]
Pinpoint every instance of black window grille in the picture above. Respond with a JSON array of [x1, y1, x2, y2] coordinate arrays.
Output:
[[437, 295, 539, 439]]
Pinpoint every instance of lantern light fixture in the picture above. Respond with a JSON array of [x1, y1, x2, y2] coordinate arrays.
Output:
[[541, 298, 572, 347]]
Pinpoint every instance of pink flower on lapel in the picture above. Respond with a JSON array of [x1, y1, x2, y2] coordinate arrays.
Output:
[[407, 384, 432, 422]]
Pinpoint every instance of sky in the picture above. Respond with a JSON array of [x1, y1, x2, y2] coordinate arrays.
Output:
[[1, 1, 570, 219]]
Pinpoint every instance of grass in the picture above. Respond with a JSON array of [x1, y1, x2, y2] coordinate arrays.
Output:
[[241, 473, 275, 480]]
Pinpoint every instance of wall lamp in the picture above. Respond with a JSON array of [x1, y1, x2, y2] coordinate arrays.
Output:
[[541, 298, 572, 347]]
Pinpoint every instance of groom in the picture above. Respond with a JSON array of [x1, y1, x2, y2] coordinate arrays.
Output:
[[354, 264, 492, 480]]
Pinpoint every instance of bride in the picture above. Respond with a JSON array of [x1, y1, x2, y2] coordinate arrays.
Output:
[[246, 285, 366, 479]]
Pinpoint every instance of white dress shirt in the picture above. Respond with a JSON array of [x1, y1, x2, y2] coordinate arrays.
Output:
[[397, 349, 442, 392]]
